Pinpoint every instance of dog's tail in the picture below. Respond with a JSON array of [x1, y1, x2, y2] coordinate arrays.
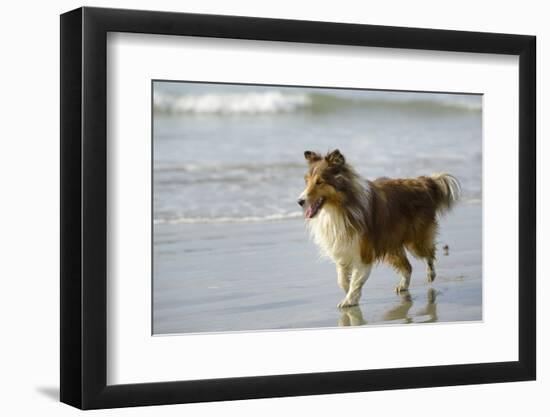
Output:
[[430, 173, 461, 213]]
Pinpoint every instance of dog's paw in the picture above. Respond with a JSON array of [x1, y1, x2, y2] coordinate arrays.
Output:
[[337, 298, 358, 309], [427, 271, 436, 282], [394, 285, 409, 294]]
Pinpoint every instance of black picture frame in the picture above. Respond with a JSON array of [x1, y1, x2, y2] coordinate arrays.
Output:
[[60, 6, 536, 410]]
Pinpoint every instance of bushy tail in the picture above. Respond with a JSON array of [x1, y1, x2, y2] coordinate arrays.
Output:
[[431, 173, 461, 213]]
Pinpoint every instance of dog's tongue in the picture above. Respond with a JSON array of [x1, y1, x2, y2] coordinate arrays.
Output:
[[305, 206, 313, 219]]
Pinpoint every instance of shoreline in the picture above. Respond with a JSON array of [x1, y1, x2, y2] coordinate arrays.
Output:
[[153, 203, 482, 334]]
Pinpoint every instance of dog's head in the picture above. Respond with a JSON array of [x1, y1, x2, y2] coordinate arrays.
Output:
[[297, 149, 348, 219]]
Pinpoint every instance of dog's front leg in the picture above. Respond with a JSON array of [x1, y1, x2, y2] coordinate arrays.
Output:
[[337, 263, 372, 308], [336, 262, 351, 293]]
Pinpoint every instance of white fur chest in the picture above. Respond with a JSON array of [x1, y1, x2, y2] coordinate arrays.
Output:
[[307, 206, 360, 264]]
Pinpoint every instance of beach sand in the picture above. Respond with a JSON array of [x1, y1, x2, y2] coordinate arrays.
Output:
[[153, 203, 482, 335]]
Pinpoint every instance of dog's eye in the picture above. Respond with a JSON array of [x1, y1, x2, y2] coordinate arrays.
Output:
[[316, 179, 323, 186]]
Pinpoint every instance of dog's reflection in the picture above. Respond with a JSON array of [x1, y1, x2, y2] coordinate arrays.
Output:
[[338, 306, 367, 326], [383, 291, 414, 323], [338, 288, 438, 327], [416, 287, 438, 323]]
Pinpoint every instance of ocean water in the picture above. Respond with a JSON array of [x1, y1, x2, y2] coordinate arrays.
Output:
[[153, 82, 482, 225]]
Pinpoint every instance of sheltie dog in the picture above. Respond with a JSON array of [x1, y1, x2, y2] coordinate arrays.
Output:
[[298, 149, 460, 308]]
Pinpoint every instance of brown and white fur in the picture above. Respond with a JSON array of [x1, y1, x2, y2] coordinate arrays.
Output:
[[298, 149, 460, 308]]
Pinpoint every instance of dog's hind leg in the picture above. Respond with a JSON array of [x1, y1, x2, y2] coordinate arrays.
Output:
[[387, 250, 412, 293], [426, 256, 436, 282], [337, 262, 372, 308], [408, 224, 437, 283], [409, 243, 436, 283]]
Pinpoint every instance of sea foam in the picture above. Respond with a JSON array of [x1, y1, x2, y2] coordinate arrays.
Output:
[[154, 212, 303, 225], [154, 91, 311, 115]]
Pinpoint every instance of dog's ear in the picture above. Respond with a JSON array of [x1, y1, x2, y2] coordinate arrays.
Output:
[[304, 151, 322, 164], [325, 149, 345, 166]]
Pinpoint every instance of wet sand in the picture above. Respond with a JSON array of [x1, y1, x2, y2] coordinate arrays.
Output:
[[153, 203, 482, 335]]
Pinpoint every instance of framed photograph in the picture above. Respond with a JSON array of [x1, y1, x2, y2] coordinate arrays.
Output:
[[60, 6, 536, 409]]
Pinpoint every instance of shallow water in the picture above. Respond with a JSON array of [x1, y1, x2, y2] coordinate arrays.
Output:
[[153, 83, 482, 224], [153, 205, 482, 335]]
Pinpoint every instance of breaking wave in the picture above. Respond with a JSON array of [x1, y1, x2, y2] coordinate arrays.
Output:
[[153, 90, 482, 116], [154, 91, 311, 115]]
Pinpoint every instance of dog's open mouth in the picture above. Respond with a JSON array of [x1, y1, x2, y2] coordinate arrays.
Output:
[[305, 197, 325, 219]]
